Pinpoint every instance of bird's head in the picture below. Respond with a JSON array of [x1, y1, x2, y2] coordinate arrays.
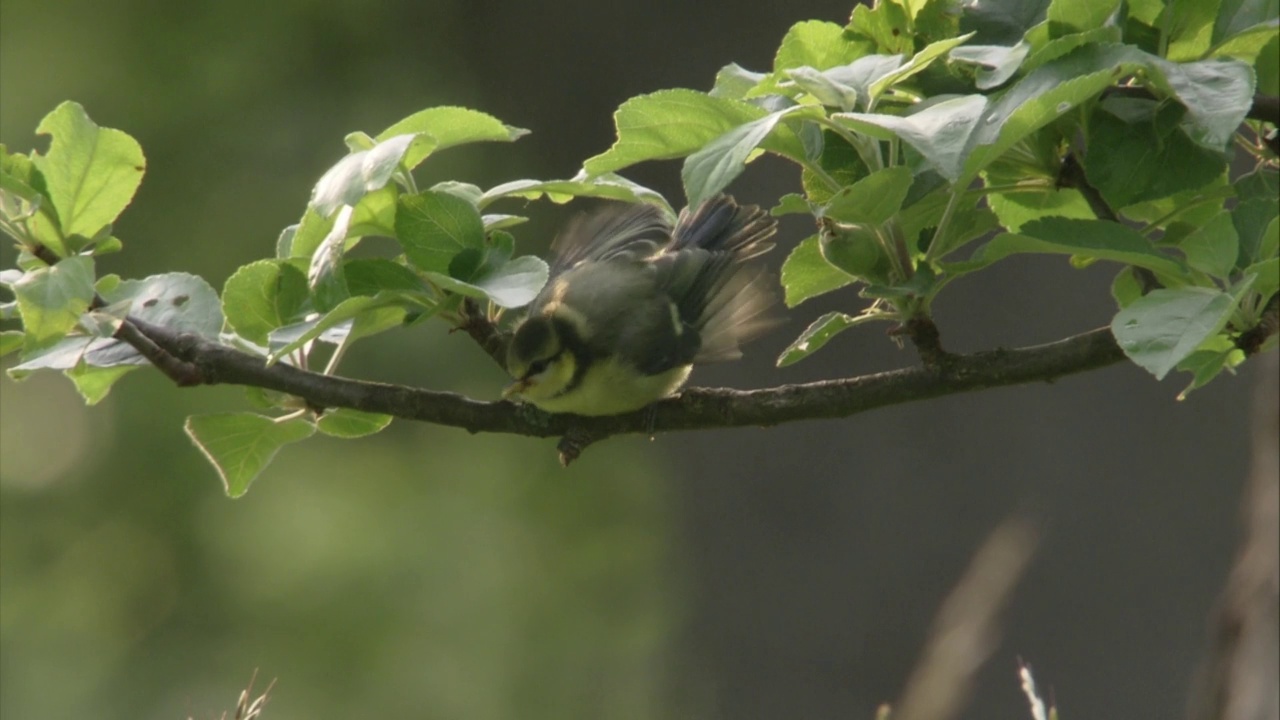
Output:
[[504, 315, 578, 404]]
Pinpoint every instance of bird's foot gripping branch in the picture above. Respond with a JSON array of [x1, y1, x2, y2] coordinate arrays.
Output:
[[2, 0, 1277, 494]]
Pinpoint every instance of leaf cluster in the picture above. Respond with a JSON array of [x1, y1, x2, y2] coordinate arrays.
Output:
[[2, 0, 1277, 492]]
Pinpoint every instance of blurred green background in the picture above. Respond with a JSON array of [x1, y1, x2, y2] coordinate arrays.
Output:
[[0, 1, 1263, 718]]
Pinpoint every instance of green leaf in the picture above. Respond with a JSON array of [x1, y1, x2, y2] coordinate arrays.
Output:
[[1023, 26, 1123, 71], [424, 254, 549, 309], [820, 223, 893, 283], [482, 214, 527, 232], [583, 90, 809, 175], [1047, 0, 1122, 34], [1259, 217, 1280, 264], [12, 255, 95, 350], [1254, 33, 1279, 94], [808, 55, 907, 110], [376, 106, 529, 170], [1167, 0, 1222, 60], [1236, 166, 1280, 203], [1, 148, 65, 254], [774, 20, 862, 71], [1211, 19, 1279, 66], [962, 46, 1129, 183], [307, 204, 352, 312], [0, 330, 24, 357], [949, 42, 1031, 89], [395, 189, 485, 274], [0, 147, 48, 205], [847, 1, 914, 54], [344, 258, 427, 296], [780, 235, 855, 307], [185, 413, 317, 498], [266, 291, 429, 362], [785, 66, 861, 110], [1144, 54, 1254, 149], [710, 63, 767, 99], [1244, 257, 1279, 303], [310, 134, 429, 217], [837, 94, 989, 181], [771, 193, 812, 216], [65, 363, 136, 405], [682, 105, 821, 207], [469, 255, 548, 308], [104, 272, 223, 338], [344, 131, 377, 152], [10, 271, 222, 377], [1214, 0, 1280, 45], [315, 408, 394, 438], [1119, 173, 1233, 227], [347, 184, 399, 238], [777, 311, 880, 366], [986, 188, 1094, 232], [960, 0, 1050, 44], [1172, 335, 1239, 397], [1233, 198, 1280, 267], [950, 218, 1188, 277], [1177, 211, 1239, 278], [1084, 100, 1227, 208], [1111, 285, 1246, 379], [92, 235, 123, 255], [821, 166, 914, 225], [482, 173, 673, 215], [866, 33, 976, 101], [221, 259, 310, 346], [285, 207, 333, 260], [930, 202, 1001, 258], [30, 101, 145, 249], [1111, 266, 1146, 308]]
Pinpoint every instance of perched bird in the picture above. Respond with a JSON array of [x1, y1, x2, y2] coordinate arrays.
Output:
[[504, 194, 779, 416]]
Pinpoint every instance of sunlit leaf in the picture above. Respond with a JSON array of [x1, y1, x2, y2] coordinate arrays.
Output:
[[12, 255, 95, 350], [222, 259, 311, 346], [780, 235, 855, 307], [583, 90, 809, 176], [683, 105, 821, 207], [376, 106, 529, 170], [1112, 282, 1251, 379], [316, 409, 394, 438], [777, 311, 881, 366], [837, 95, 988, 181], [395, 189, 485, 274], [185, 413, 317, 498], [31, 101, 145, 250]]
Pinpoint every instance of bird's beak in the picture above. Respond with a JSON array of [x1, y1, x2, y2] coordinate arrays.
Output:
[[503, 378, 530, 400]]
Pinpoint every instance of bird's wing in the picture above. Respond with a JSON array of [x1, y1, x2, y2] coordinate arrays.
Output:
[[549, 202, 672, 275]]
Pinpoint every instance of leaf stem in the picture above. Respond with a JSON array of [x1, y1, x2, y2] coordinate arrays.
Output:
[[274, 409, 309, 423], [923, 189, 963, 262]]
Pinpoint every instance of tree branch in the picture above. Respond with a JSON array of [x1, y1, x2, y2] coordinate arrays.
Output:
[[122, 316, 1128, 461], [455, 298, 509, 367], [1058, 152, 1162, 292]]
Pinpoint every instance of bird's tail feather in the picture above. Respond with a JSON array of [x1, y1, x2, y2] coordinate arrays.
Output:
[[671, 195, 775, 262], [693, 265, 782, 363]]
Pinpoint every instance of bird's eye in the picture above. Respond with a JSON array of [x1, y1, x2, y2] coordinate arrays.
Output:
[[528, 358, 550, 376]]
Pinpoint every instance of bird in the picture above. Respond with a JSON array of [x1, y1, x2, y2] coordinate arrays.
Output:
[[503, 194, 779, 416]]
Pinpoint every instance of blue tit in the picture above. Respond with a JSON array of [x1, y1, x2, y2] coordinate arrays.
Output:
[[503, 194, 779, 416]]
